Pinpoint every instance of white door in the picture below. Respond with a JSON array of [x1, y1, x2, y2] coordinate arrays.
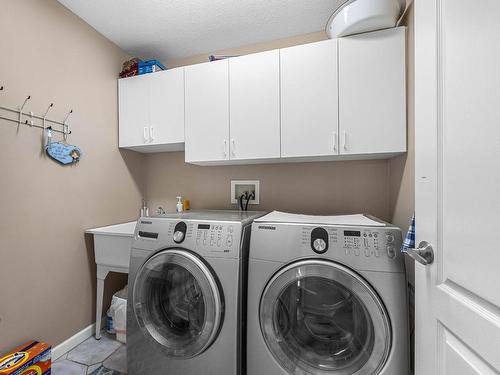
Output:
[[149, 68, 185, 146], [414, 1, 500, 374], [185, 60, 230, 163], [280, 39, 339, 157], [229, 50, 280, 160], [338, 28, 406, 155], [118, 75, 150, 147]]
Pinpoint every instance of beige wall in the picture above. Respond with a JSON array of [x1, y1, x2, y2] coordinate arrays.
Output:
[[390, 3, 415, 284], [146, 152, 391, 219], [0, 0, 143, 353]]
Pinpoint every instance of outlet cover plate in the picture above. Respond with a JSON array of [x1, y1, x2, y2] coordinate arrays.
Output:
[[231, 180, 260, 205]]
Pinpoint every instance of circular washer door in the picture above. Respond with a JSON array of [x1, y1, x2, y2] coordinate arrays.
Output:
[[260, 259, 391, 375], [133, 249, 224, 358]]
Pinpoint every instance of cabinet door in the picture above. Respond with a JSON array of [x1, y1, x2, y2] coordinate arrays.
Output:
[[118, 75, 150, 147], [185, 60, 229, 163], [280, 39, 339, 157], [229, 50, 280, 160], [339, 27, 406, 155], [149, 68, 185, 146]]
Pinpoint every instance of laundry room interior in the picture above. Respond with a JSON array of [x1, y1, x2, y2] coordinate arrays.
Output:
[[2, 0, 499, 374]]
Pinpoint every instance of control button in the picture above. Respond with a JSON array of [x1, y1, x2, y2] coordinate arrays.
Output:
[[217, 239, 222, 247], [345, 248, 351, 256], [363, 238, 369, 248], [203, 239, 207, 246], [354, 249, 360, 256], [386, 234, 395, 243], [364, 248, 370, 257], [226, 235, 233, 246], [313, 238, 327, 253], [374, 233, 378, 238], [210, 239, 215, 246], [374, 250, 380, 257], [386, 246, 396, 258], [228, 226, 233, 233]]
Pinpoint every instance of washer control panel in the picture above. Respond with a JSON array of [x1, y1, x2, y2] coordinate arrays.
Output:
[[195, 223, 236, 253]]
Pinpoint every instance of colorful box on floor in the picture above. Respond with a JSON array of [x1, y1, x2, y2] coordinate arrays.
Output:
[[0, 341, 51, 375]]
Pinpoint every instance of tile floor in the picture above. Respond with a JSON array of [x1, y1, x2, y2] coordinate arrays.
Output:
[[53, 333, 126, 374]]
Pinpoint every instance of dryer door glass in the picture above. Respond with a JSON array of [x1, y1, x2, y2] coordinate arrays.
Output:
[[260, 260, 390, 375], [133, 249, 223, 358]]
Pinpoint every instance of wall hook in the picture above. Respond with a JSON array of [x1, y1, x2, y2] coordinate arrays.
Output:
[[42, 103, 54, 131], [0, 86, 3, 91], [18, 95, 31, 126], [63, 109, 73, 139]]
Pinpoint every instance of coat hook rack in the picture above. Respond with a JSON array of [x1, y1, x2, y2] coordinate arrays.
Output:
[[0, 91, 74, 135]]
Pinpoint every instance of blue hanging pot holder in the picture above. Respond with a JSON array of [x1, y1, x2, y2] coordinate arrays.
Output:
[[44, 127, 82, 165], [46, 141, 82, 165]]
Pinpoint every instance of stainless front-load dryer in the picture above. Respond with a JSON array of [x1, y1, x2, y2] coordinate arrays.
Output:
[[247, 213, 409, 375], [127, 210, 264, 375]]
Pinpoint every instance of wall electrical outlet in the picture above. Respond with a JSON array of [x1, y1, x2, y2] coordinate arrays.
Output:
[[231, 180, 260, 205]]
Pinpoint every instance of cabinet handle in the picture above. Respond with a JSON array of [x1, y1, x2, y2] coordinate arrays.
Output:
[[231, 139, 236, 157], [143, 127, 149, 142], [333, 131, 337, 152], [342, 131, 348, 151], [223, 139, 228, 158], [150, 126, 155, 141]]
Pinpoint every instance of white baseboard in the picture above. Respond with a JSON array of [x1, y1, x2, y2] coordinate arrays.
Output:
[[52, 318, 106, 360]]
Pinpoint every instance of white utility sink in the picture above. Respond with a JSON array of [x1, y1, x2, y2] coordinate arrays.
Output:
[[85, 221, 137, 339], [86, 221, 137, 269]]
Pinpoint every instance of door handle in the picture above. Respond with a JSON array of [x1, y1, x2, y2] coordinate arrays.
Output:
[[231, 139, 236, 157], [333, 131, 337, 152], [149, 126, 155, 142], [342, 131, 348, 151], [143, 127, 149, 142], [404, 241, 434, 265], [223, 139, 228, 158]]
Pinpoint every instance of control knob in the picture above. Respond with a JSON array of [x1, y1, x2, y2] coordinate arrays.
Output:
[[173, 222, 187, 244], [311, 227, 329, 254], [313, 238, 327, 253]]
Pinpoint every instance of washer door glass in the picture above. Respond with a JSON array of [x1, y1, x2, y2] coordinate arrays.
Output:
[[133, 249, 223, 358], [260, 260, 391, 375]]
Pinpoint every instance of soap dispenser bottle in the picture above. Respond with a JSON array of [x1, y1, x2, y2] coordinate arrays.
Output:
[[140, 199, 149, 217], [176, 196, 183, 213]]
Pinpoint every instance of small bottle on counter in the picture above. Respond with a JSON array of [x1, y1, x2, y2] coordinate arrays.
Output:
[[176, 196, 183, 213], [140, 199, 149, 217]]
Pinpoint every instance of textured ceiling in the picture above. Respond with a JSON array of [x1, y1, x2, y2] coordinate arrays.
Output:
[[57, 0, 344, 61]]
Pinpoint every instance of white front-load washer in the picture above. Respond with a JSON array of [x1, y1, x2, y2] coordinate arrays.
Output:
[[127, 210, 264, 375], [247, 213, 409, 375]]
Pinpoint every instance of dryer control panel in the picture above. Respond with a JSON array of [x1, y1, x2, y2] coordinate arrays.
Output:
[[301, 226, 402, 260]]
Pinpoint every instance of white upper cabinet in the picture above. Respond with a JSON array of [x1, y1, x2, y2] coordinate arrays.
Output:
[[119, 74, 150, 148], [229, 50, 280, 160], [280, 39, 339, 158], [118, 68, 185, 152], [185, 59, 230, 163], [338, 28, 406, 155], [149, 69, 185, 148]]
